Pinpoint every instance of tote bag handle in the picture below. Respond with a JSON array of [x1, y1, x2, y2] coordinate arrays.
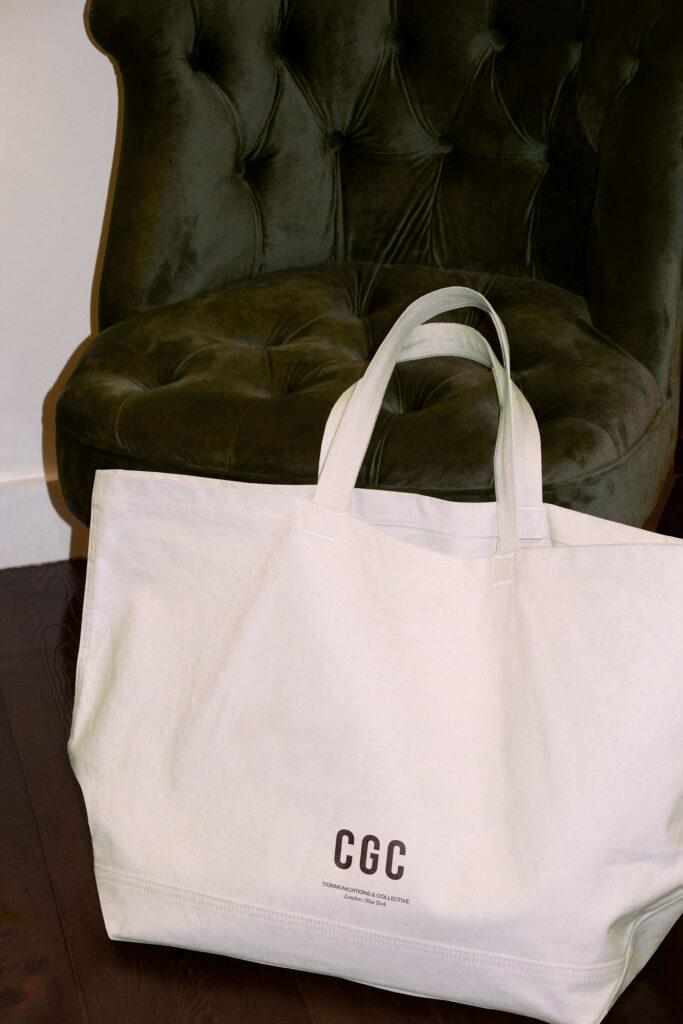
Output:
[[313, 287, 542, 555], [317, 321, 544, 535]]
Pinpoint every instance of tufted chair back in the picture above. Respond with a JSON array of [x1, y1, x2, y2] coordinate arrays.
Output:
[[91, 0, 683, 393]]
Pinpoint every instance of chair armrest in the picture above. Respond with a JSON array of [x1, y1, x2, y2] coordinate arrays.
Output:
[[88, 0, 256, 329]]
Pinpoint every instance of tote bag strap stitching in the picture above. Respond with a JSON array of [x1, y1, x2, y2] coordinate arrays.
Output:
[[315, 290, 511, 504], [313, 288, 523, 556], [318, 323, 543, 526], [315, 290, 513, 509]]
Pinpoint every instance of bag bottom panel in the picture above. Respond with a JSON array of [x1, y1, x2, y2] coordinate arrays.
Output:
[[95, 863, 623, 1024]]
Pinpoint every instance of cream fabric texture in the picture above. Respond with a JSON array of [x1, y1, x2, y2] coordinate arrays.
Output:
[[69, 288, 683, 1024]]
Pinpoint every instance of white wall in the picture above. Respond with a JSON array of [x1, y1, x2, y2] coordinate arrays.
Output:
[[0, 0, 117, 567]]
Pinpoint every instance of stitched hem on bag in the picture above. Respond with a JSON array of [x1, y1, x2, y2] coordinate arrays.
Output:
[[95, 863, 624, 978], [593, 891, 683, 1023]]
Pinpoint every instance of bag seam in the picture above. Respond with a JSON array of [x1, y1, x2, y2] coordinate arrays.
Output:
[[86, 495, 683, 580], [95, 863, 623, 978], [592, 893, 683, 1024], [92, 497, 545, 541]]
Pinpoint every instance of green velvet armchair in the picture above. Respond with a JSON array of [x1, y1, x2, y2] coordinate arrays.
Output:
[[57, 0, 683, 527]]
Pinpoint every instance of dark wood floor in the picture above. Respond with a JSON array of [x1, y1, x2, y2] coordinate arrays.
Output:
[[1, 487, 682, 1024]]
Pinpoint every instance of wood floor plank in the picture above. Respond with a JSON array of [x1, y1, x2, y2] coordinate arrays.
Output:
[[1, 649, 73, 756], [296, 971, 545, 1024], [296, 970, 441, 1024], [0, 687, 85, 1024], [0, 561, 86, 657], [0, 558, 83, 757], [602, 974, 677, 1023]]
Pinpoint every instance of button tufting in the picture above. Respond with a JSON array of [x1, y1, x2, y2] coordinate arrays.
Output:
[[434, 134, 455, 155], [531, 140, 549, 162], [271, 32, 288, 61], [235, 157, 247, 178], [187, 38, 221, 76], [489, 29, 506, 53], [386, 22, 402, 54], [327, 131, 346, 152]]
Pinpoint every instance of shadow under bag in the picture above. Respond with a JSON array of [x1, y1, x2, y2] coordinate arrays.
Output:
[[69, 287, 683, 1024]]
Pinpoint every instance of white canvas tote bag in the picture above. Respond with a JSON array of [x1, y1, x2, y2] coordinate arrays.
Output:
[[69, 287, 683, 1024]]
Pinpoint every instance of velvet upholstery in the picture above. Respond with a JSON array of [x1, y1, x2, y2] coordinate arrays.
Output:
[[57, 0, 683, 527]]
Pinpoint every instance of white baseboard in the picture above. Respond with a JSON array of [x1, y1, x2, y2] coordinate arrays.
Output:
[[0, 474, 89, 569]]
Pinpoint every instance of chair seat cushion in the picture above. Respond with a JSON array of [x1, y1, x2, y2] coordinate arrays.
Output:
[[57, 262, 669, 527]]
